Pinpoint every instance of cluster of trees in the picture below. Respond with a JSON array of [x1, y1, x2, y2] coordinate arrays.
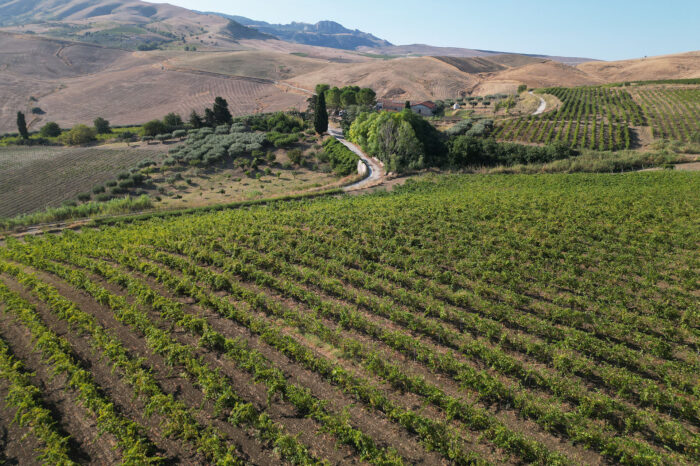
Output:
[[315, 84, 377, 112], [348, 107, 581, 173], [348, 109, 446, 172], [188, 97, 233, 129], [142, 113, 185, 137], [14, 111, 111, 145], [448, 136, 578, 167], [308, 84, 377, 117]]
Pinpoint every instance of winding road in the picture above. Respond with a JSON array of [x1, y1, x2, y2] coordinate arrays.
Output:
[[530, 91, 547, 115], [328, 127, 385, 191]]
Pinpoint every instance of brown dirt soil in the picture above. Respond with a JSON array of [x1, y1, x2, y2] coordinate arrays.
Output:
[[578, 50, 700, 83], [487, 61, 603, 88], [285, 56, 480, 101]]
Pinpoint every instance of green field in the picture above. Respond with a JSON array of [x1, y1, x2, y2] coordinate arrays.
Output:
[[0, 172, 697, 464]]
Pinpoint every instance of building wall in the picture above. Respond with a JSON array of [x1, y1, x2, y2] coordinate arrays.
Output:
[[412, 105, 434, 116]]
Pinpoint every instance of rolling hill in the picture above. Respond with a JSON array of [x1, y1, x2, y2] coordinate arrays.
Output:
[[577, 50, 700, 82], [1, 0, 699, 135]]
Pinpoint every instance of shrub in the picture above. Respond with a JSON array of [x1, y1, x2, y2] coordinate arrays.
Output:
[[322, 137, 360, 176], [106, 180, 117, 187], [95, 193, 112, 202], [117, 131, 136, 141], [60, 124, 97, 146], [142, 119, 167, 137], [77, 192, 91, 202], [118, 179, 135, 189], [130, 173, 145, 185], [117, 172, 130, 180], [288, 149, 303, 165], [39, 122, 61, 138], [92, 185, 105, 194]]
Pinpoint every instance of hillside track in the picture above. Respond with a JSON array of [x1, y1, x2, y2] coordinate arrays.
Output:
[[328, 127, 385, 191]]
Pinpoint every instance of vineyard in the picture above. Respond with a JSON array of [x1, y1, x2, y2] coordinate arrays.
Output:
[[0, 172, 698, 464], [494, 86, 642, 151], [0, 146, 163, 218], [494, 84, 700, 149], [632, 87, 700, 142]]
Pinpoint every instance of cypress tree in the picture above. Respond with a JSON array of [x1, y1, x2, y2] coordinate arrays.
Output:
[[212, 97, 232, 125], [405, 100, 411, 110], [17, 111, 28, 139], [314, 91, 328, 135]]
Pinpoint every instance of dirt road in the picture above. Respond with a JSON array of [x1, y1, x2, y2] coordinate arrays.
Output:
[[328, 127, 385, 191], [530, 91, 547, 115]]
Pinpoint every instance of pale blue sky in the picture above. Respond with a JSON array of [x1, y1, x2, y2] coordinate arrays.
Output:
[[151, 0, 700, 60]]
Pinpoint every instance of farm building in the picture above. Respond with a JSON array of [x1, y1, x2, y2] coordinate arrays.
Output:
[[412, 101, 437, 116], [453, 102, 460, 110], [376, 99, 407, 112], [377, 99, 437, 116]]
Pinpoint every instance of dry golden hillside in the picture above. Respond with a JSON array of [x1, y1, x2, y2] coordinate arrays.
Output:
[[577, 51, 700, 82], [285, 56, 480, 100], [487, 61, 603, 88]]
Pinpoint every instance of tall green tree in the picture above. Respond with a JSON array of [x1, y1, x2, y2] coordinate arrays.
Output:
[[212, 97, 232, 125], [405, 101, 411, 110], [163, 112, 183, 129], [315, 83, 330, 95], [314, 91, 328, 135], [325, 87, 342, 112], [357, 88, 377, 106], [16, 112, 28, 139], [189, 110, 203, 129], [93, 117, 111, 134], [340, 90, 357, 107]]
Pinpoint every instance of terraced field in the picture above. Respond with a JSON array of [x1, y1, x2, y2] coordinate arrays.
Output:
[[0, 146, 163, 218], [0, 172, 698, 464]]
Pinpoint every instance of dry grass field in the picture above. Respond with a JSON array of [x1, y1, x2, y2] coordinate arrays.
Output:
[[578, 50, 700, 82]]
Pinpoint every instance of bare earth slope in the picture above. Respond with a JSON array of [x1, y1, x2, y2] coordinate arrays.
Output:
[[578, 51, 700, 82], [286, 56, 480, 100], [0, 33, 309, 133]]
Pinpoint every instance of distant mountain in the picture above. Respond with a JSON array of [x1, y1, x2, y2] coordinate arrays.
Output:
[[206, 13, 392, 50]]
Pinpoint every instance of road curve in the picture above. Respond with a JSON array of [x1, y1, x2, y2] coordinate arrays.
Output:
[[530, 91, 547, 115], [328, 127, 385, 191]]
